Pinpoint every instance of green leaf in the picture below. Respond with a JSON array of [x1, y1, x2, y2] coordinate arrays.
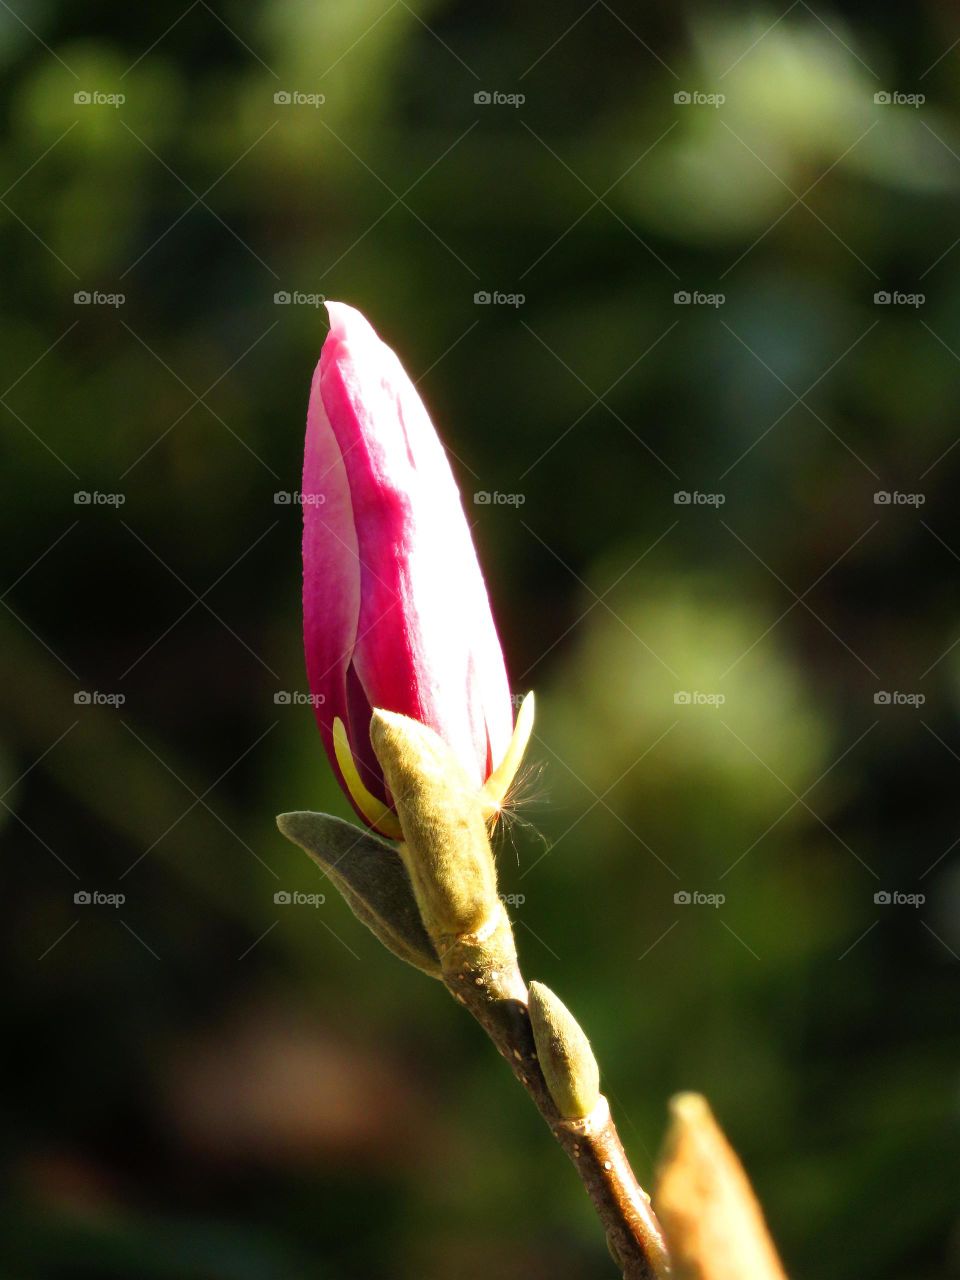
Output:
[[276, 811, 441, 978]]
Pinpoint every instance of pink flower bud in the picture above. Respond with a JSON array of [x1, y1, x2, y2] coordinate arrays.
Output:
[[301, 302, 525, 837]]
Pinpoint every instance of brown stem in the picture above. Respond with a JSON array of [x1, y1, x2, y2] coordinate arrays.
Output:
[[440, 911, 671, 1279]]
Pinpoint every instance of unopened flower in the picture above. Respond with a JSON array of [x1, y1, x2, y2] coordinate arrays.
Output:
[[301, 301, 531, 837]]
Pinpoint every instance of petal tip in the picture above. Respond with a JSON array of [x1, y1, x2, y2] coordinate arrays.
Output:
[[324, 300, 375, 345]]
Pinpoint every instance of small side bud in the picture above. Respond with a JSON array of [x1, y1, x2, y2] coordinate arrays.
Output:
[[369, 710, 499, 940], [655, 1092, 788, 1280], [527, 981, 600, 1121]]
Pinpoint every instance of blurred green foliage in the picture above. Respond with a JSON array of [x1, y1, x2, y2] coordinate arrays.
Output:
[[2, 3, 959, 1277]]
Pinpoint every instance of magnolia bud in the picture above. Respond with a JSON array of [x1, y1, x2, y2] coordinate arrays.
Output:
[[301, 302, 514, 836], [369, 709, 499, 940], [527, 981, 600, 1121], [655, 1093, 788, 1280]]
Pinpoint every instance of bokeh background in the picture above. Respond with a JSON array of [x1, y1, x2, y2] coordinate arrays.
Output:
[[3, 2, 960, 1277]]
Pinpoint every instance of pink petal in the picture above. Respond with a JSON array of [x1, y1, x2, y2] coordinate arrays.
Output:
[[302, 301, 513, 822]]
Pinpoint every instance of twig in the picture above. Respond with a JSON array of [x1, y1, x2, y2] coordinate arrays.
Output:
[[286, 712, 674, 1277], [441, 910, 671, 1279]]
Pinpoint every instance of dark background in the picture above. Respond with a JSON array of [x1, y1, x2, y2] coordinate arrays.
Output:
[[2, 2, 959, 1277]]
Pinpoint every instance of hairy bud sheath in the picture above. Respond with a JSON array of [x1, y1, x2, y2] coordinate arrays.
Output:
[[370, 709, 499, 940]]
